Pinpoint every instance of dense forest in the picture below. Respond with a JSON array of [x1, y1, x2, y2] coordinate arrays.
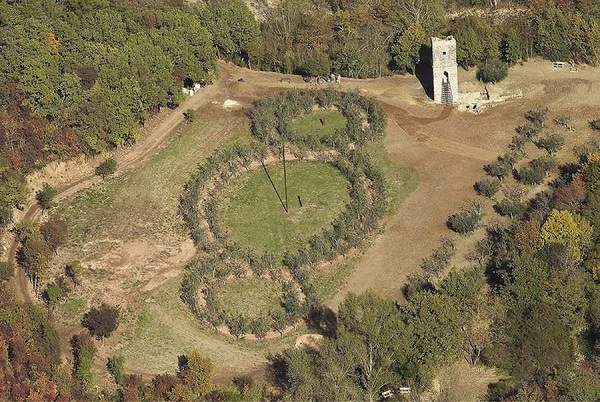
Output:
[[2, 0, 600, 400]]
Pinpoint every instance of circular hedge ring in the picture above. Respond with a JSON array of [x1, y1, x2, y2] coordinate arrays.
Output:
[[179, 90, 388, 339], [250, 89, 386, 149]]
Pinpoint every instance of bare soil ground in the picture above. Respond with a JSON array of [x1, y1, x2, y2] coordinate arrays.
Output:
[[329, 61, 600, 306], [8, 59, 600, 388]]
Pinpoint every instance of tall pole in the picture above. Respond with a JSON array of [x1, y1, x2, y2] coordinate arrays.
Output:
[[282, 142, 288, 212]]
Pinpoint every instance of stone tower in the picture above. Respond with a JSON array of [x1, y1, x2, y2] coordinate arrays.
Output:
[[432, 36, 459, 105]]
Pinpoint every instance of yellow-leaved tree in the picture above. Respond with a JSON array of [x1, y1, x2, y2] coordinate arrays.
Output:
[[172, 350, 214, 401], [541, 209, 593, 263]]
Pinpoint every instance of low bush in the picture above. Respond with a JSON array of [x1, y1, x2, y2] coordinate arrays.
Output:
[[96, 158, 117, 178], [403, 272, 434, 300], [36, 183, 56, 209], [420, 237, 455, 277], [494, 199, 527, 219], [590, 118, 600, 131], [42, 282, 64, 310], [447, 201, 483, 235], [517, 166, 543, 185], [227, 315, 249, 339], [295, 55, 331, 77], [554, 116, 573, 130], [475, 178, 501, 197], [0, 262, 13, 283], [270, 310, 288, 336], [40, 217, 67, 253], [515, 122, 542, 139], [502, 183, 527, 202], [72, 333, 96, 393], [0, 206, 12, 229], [509, 133, 528, 152], [525, 107, 548, 129], [552, 177, 586, 211], [485, 156, 514, 180], [82, 304, 119, 340], [65, 261, 83, 286], [107, 355, 125, 385], [517, 157, 555, 185], [183, 109, 196, 122], [531, 156, 556, 176], [535, 133, 565, 155], [250, 317, 269, 339], [574, 139, 600, 162]]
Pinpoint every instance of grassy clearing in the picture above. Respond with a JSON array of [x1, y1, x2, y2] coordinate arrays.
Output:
[[219, 160, 350, 256], [215, 277, 284, 320], [54, 296, 87, 326], [54, 117, 248, 250], [310, 255, 359, 301], [49, 113, 305, 378], [289, 110, 346, 140], [116, 277, 299, 376], [50, 106, 417, 377]]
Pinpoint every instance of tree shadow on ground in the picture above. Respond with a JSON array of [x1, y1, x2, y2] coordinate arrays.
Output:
[[415, 45, 434, 100], [306, 305, 338, 338]]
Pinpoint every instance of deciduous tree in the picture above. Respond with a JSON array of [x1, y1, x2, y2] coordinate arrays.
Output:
[[35, 184, 56, 210], [40, 217, 67, 253], [82, 303, 119, 340], [477, 59, 508, 83], [391, 23, 427, 73], [541, 209, 592, 263], [173, 350, 214, 400], [95, 158, 117, 179]]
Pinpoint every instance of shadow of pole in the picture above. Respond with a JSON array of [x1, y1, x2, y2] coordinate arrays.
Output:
[[261, 160, 288, 213]]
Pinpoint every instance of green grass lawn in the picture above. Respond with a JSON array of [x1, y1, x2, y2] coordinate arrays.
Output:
[[288, 110, 346, 140], [219, 160, 350, 256], [215, 277, 285, 320], [365, 141, 419, 212]]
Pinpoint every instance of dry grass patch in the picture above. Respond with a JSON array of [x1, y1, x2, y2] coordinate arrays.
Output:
[[116, 278, 299, 377], [215, 277, 285, 320]]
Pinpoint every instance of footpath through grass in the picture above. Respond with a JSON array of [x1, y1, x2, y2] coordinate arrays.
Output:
[[219, 160, 350, 256]]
